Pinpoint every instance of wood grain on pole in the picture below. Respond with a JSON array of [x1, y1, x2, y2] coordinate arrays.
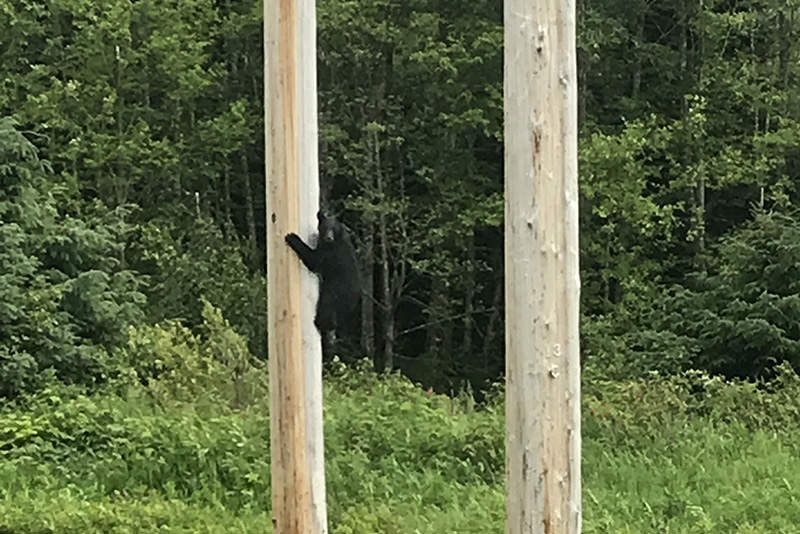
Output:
[[504, 0, 581, 533], [265, 0, 328, 532]]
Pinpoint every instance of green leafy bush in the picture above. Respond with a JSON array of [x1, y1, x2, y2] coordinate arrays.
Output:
[[582, 311, 697, 380], [131, 217, 267, 358], [583, 362, 800, 445], [0, 387, 272, 512], [124, 300, 267, 409]]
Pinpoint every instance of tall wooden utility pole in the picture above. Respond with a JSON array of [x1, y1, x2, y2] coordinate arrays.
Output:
[[265, 0, 328, 532], [504, 0, 581, 532]]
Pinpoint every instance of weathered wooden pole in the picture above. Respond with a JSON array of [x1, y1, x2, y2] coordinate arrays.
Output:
[[504, 0, 581, 532], [265, 0, 328, 532]]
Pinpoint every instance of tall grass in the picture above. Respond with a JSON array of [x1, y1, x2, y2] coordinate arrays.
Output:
[[2, 360, 799, 533]]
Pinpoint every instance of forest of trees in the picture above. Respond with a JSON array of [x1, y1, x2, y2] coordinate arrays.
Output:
[[2, 0, 800, 399]]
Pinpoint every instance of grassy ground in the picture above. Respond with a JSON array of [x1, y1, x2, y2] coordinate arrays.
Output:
[[1, 363, 799, 533]]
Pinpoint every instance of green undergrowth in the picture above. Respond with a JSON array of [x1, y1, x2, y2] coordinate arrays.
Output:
[[0, 493, 267, 534], [2, 362, 800, 533]]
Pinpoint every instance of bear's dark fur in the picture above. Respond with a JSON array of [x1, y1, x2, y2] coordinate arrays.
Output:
[[285, 211, 360, 336]]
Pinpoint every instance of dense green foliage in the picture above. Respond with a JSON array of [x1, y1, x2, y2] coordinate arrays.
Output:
[[2, 362, 800, 532], [2, 0, 800, 388], [0, 117, 145, 397], [648, 212, 800, 378]]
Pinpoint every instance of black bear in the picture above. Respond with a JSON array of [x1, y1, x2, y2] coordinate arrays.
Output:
[[285, 211, 360, 337]]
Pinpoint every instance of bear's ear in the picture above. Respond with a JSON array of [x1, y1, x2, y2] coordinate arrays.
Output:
[[317, 211, 325, 221]]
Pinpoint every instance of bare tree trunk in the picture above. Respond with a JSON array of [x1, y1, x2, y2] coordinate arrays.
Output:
[[481, 275, 503, 372], [778, 8, 793, 115], [114, 44, 127, 209], [576, 0, 587, 127], [114, 44, 127, 268], [379, 210, 394, 372], [631, 3, 645, 100], [372, 130, 394, 372], [222, 166, 233, 227], [780, 10, 791, 85], [359, 121, 377, 364], [696, 171, 705, 254], [425, 277, 454, 365], [679, 0, 705, 255], [241, 152, 258, 266], [361, 224, 376, 359], [750, 29, 759, 133], [679, 0, 689, 120], [461, 232, 475, 356], [692, 0, 706, 255]]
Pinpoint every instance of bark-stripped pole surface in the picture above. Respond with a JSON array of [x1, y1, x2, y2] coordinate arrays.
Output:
[[265, 0, 328, 532], [504, 0, 581, 533]]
